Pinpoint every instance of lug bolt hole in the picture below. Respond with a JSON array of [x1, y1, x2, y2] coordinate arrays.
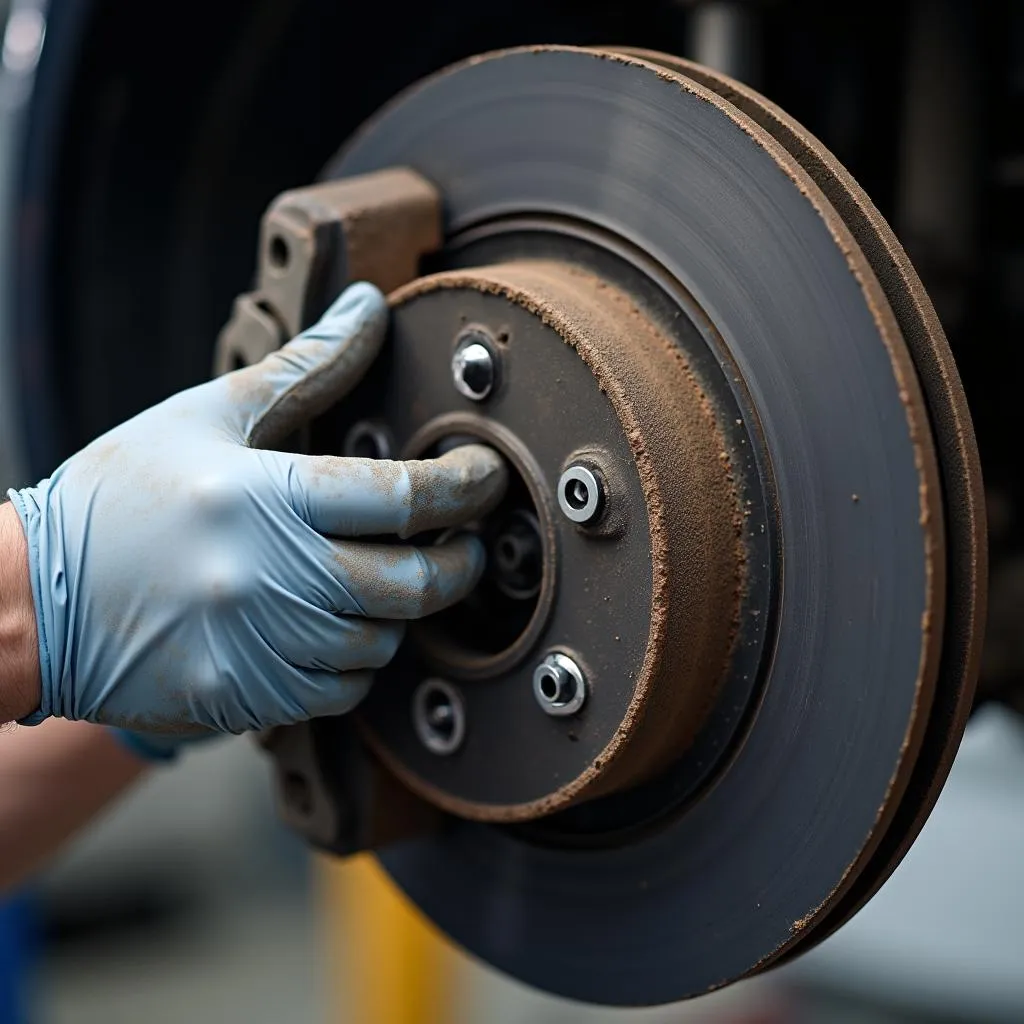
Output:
[[496, 537, 519, 569], [557, 465, 604, 525], [566, 478, 590, 510], [538, 670, 561, 702], [413, 679, 466, 755], [533, 653, 587, 717], [343, 420, 392, 460], [452, 330, 498, 401], [269, 234, 290, 270]]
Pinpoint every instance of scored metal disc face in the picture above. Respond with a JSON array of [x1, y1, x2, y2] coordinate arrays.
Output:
[[328, 47, 962, 1005], [620, 48, 987, 957]]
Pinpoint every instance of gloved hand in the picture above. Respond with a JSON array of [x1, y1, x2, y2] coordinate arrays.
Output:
[[9, 282, 507, 734]]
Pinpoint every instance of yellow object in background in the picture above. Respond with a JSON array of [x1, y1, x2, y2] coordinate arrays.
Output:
[[321, 853, 461, 1024]]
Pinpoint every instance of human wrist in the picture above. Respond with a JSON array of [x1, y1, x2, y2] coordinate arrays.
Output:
[[0, 502, 41, 723]]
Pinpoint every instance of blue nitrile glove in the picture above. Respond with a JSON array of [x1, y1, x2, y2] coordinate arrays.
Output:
[[9, 282, 507, 734]]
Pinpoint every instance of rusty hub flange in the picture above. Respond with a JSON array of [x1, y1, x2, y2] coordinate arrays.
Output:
[[349, 260, 745, 821]]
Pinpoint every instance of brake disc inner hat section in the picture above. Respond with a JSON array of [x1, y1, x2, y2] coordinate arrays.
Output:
[[352, 260, 747, 821], [318, 46, 984, 1005]]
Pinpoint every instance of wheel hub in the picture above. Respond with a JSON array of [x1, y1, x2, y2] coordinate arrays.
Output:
[[347, 259, 748, 820]]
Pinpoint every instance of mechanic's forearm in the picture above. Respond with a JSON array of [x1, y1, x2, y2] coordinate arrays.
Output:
[[0, 502, 40, 723], [0, 718, 147, 892]]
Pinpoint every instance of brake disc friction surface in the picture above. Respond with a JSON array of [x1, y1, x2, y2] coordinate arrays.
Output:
[[626, 48, 985, 955], [331, 48, 945, 1004]]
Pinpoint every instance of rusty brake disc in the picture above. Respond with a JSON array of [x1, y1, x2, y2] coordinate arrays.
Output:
[[232, 45, 985, 1008]]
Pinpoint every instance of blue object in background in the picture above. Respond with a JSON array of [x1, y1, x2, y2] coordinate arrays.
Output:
[[0, 893, 35, 1024]]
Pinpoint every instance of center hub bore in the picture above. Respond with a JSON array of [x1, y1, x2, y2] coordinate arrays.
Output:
[[346, 259, 747, 821]]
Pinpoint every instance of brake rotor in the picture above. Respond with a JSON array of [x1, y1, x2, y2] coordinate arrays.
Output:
[[313, 46, 984, 1005]]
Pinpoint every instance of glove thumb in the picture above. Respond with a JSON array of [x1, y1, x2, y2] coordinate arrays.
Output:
[[223, 282, 388, 448]]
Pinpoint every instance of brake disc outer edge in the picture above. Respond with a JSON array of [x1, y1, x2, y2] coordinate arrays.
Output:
[[616, 48, 987, 958]]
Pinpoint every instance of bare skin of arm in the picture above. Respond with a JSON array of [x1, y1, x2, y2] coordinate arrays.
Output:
[[0, 717, 147, 892], [0, 502, 146, 891], [0, 502, 40, 724]]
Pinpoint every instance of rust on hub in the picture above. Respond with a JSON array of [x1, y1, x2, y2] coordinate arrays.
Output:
[[354, 260, 746, 820]]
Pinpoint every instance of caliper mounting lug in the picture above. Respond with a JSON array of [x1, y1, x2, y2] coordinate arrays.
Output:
[[214, 167, 442, 372], [260, 718, 443, 856], [218, 165, 445, 856]]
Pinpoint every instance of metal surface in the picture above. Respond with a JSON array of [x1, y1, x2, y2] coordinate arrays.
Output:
[[433, 223, 777, 828], [260, 168, 441, 336], [342, 419, 393, 460], [556, 464, 603, 525], [213, 292, 284, 376], [259, 718, 442, 857], [532, 653, 587, 717], [490, 509, 542, 601], [215, 168, 441, 373], [617, 45, 987, 956], [413, 679, 467, 756], [327, 46, 965, 1004], [451, 330, 497, 401], [350, 260, 746, 821]]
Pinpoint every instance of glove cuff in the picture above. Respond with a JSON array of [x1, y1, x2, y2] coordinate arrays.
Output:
[[7, 484, 60, 725]]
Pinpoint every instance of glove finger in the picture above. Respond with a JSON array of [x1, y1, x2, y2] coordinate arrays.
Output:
[[212, 282, 388, 446], [261, 668, 376, 726], [266, 596, 405, 672], [327, 533, 486, 619], [286, 443, 507, 538]]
